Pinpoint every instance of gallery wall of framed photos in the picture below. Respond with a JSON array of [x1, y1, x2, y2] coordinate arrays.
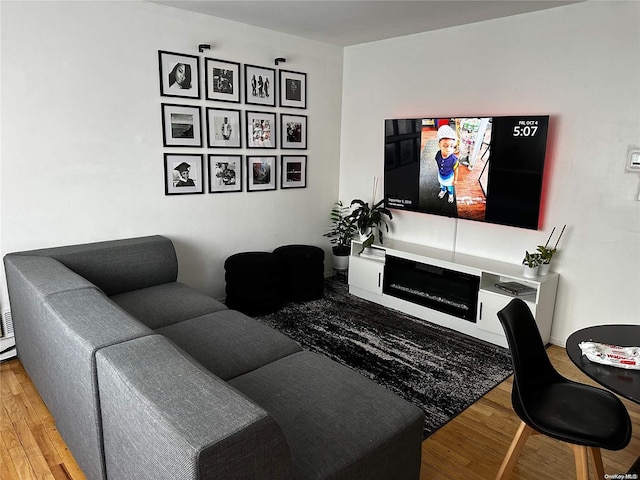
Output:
[[158, 50, 308, 195]]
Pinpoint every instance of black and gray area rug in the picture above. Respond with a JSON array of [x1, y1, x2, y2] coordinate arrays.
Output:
[[256, 277, 513, 438]]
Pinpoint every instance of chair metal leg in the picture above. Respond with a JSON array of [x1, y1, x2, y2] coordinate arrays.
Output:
[[590, 447, 604, 479], [571, 444, 590, 480], [495, 421, 534, 479]]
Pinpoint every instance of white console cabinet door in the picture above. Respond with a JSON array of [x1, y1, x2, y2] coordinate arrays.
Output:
[[477, 290, 536, 336], [348, 256, 384, 295]]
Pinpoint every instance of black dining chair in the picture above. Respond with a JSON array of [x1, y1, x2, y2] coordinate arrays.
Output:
[[496, 298, 632, 480]]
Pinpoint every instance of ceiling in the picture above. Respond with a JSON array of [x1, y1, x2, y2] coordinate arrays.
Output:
[[152, 0, 580, 47]]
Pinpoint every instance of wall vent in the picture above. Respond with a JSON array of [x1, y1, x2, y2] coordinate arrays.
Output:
[[2, 310, 14, 338]]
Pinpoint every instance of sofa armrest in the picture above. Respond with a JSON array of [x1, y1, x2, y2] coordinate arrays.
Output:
[[96, 335, 294, 480]]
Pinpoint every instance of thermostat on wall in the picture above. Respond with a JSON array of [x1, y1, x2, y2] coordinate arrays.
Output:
[[627, 147, 640, 172]]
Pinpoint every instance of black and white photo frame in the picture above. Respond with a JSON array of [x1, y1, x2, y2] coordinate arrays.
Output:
[[164, 153, 204, 195], [205, 58, 241, 103], [246, 111, 276, 148], [281, 113, 307, 149], [247, 155, 276, 191], [207, 107, 241, 148], [209, 154, 242, 193], [161, 104, 202, 147], [281, 155, 307, 189], [279, 70, 306, 109], [244, 64, 276, 107], [158, 50, 200, 99]]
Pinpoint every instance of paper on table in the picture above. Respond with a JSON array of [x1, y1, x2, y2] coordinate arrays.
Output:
[[578, 342, 640, 370]]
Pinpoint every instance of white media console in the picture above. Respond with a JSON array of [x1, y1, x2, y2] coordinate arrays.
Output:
[[347, 238, 559, 348]]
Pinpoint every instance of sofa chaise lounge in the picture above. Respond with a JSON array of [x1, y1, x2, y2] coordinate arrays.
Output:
[[4, 235, 424, 480]]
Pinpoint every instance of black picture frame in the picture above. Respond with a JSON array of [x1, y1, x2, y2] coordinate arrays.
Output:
[[247, 155, 277, 191], [244, 64, 276, 107], [208, 154, 242, 193], [281, 155, 307, 189], [161, 103, 202, 147], [206, 107, 241, 148], [279, 69, 306, 109], [158, 50, 200, 99], [164, 153, 204, 195], [281, 113, 307, 149], [205, 58, 241, 103], [246, 110, 276, 149]]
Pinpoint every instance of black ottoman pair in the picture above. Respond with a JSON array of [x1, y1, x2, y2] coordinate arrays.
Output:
[[224, 245, 324, 315]]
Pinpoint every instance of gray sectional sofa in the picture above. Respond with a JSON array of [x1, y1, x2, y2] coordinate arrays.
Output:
[[4, 235, 424, 480]]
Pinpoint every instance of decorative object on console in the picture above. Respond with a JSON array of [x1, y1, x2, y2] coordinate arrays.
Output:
[[350, 177, 393, 249], [323, 201, 357, 271], [522, 251, 541, 278], [536, 224, 566, 275]]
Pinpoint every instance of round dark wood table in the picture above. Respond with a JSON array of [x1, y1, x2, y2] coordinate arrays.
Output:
[[566, 324, 640, 404]]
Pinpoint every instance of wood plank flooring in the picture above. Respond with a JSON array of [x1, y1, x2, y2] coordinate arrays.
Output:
[[1, 345, 639, 479]]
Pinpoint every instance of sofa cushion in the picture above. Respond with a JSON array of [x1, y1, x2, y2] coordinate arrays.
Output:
[[156, 310, 302, 380], [229, 351, 424, 480], [11, 235, 178, 296], [110, 282, 227, 329], [97, 335, 294, 480]]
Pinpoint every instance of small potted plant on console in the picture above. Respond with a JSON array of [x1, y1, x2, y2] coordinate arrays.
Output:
[[536, 224, 566, 275], [349, 177, 393, 250], [324, 201, 357, 271], [522, 251, 542, 278]]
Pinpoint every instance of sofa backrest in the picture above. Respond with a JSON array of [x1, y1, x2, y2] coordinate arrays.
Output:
[[97, 335, 295, 480], [3, 253, 154, 480], [8, 235, 178, 296]]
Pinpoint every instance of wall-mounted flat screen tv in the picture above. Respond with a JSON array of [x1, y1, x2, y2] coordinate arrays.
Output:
[[384, 115, 549, 230]]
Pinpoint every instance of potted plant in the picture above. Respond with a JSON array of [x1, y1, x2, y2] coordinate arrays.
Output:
[[522, 251, 542, 278], [323, 201, 357, 271], [536, 225, 566, 275], [349, 177, 393, 250]]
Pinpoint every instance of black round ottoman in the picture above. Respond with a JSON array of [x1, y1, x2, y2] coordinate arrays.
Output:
[[224, 252, 284, 315], [273, 245, 325, 301]]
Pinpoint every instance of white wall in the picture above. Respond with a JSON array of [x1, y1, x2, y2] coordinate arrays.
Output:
[[0, 1, 344, 306], [340, 1, 640, 345]]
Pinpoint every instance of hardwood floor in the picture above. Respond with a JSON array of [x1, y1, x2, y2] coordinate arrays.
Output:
[[1, 345, 639, 479]]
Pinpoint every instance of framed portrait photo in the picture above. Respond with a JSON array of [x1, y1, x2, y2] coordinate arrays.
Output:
[[245, 64, 276, 107], [161, 104, 202, 147], [164, 153, 204, 195], [279, 70, 306, 109], [281, 155, 307, 189], [158, 50, 200, 99], [246, 111, 276, 149], [281, 113, 307, 149], [205, 58, 241, 103], [247, 155, 276, 192], [209, 155, 242, 193], [206, 107, 241, 148]]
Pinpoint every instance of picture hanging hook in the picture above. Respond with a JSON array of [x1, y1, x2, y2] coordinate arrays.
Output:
[[199, 44, 211, 53], [275, 57, 286, 65]]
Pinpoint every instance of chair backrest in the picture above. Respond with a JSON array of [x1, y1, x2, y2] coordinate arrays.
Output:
[[497, 298, 562, 412]]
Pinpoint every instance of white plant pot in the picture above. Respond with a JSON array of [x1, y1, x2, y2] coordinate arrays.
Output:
[[523, 265, 539, 278], [332, 253, 350, 271], [538, 263, 551, 275]]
